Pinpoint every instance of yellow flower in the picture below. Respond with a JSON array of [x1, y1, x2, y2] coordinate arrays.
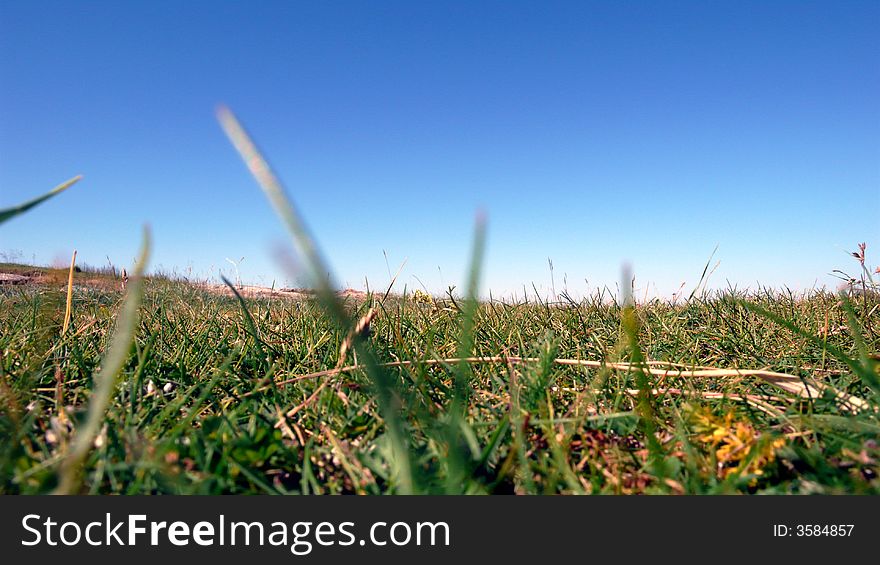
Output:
[[411, 289, 434, 305], [688, 406, 786, 485]]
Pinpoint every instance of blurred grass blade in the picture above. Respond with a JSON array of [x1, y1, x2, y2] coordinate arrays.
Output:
[[619, 265, 667, 476], [216, 106, 335, 302], [454, 212, 486, 405], [0, 175, 82, 225], [53, 227, 150, 494], [621, 298, 666, 472], [444, 213, 487, 492], [216, 105, 417, 493]]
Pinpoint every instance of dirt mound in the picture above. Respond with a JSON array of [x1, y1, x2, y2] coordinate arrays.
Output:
[[0, 269, 372, 301], [197, 283, 370, 301], [0, 273, 32, 284]]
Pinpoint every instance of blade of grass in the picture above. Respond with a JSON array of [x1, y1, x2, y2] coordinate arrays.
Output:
[[53, 227, 150, 494], [620, 265, 667, 477], [688, 244, 718, 300], [438, 213, 485, 493], [62, 250, 77, 335], [0, 175, 82, 225], [221, 274, 269, 359], [454, 213, 486, 406], [216, 105, 416, 493], [216, 106, 339, 307]]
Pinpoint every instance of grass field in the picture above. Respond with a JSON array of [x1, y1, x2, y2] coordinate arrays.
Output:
[[1, 113, 878, 495], [1, 258, 878, 495]]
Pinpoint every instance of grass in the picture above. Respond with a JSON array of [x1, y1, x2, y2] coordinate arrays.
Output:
[[1, 261, 878, 494], [0, 112, 877, 495]]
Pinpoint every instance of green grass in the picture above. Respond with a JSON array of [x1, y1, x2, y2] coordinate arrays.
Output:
[[1, 112, 877, 495], [1, 272, 878, 494]]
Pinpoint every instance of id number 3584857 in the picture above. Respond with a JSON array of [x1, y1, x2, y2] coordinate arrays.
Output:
[[773, 524, 854, 537]]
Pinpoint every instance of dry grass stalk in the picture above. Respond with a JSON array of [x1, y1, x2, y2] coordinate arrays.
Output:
[[275, 404, 299, 445], [335, 307, 377, 370], [624, 388, 785, 418], [280, 380, 329, 421], [54, 366, 69, 426], [268, 356, 871, 414], [62, 249, 77, 334]]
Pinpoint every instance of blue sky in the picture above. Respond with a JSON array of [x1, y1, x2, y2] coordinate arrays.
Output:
[[1, 1, 877, 299]]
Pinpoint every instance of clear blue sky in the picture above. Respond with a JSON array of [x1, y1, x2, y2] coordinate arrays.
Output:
[[1, 1, 877, 299]]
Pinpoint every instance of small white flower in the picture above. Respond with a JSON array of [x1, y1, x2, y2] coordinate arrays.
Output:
[[163, 382, 175, 394], [146, 380, 157, 395], [94, 424, 108, 448]]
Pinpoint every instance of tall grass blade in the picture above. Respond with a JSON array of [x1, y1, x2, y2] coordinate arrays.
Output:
[[620, 265, 666, 477], [688, 244, 718, 300], [454, 213, 486, 405], [53, 227, 150, 494], [216, 106, 417, 493], [0, 175, 82, 226], [216, 106, 338, 307], [62, 250, 77, 335]]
